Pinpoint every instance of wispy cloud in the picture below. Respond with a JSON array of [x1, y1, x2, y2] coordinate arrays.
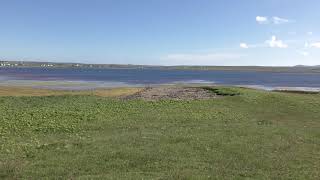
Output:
[[288, 31, 297, 35], [256, 16, 268, 24], [272, 16, 291, 24], [266, 36, 288, 48], [305, 42, 320, 48], [241, 36, 293, 49], [297, 50, 309, 56], [239, 42, 268, 49], [256, 16, 293, 25], [310, 42, 320, 48]]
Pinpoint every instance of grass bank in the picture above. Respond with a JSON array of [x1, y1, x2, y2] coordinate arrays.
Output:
[[0, 87, 319, 179]]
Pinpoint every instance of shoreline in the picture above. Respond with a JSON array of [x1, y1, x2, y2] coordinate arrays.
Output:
[[1, 79, 320, 92], [0, 83, 319, 97], [236, 85, 320, 93], [2, 62, 320, 73]]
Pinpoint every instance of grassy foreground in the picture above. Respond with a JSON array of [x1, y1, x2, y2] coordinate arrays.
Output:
[[0, 87, 320, 179]]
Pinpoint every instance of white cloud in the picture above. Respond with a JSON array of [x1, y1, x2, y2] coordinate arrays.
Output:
[[266, 36, 288, 48], [161, 53, 244, 65], [305, 42, 320, 48], [310, 42, 320, 48], [297, 50, 309, 56], [307, 31, 313, 35], [240, 43, 249, 49], [256, 16, 268, 24], [305, 42, 309, 48], [272, 16, 290, 24]]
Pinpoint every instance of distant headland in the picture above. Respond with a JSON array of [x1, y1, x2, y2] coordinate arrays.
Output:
[[1, 60, 320, 73]]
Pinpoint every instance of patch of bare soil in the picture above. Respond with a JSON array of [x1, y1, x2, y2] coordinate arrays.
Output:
[[123, 86, 217, 100]]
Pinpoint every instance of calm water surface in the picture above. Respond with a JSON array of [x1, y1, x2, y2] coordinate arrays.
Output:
[[1, 67, 320, 90]]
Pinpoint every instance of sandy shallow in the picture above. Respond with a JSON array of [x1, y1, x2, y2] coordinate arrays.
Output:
[[0, 86, 142, 97], [0, 80, 142, 90]]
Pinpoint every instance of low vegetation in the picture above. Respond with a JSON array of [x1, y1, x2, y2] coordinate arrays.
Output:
[[203, 87, 242, 96], [0, 87, 319, 179]]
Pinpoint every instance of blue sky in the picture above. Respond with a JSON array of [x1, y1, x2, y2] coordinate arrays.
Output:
[[0, 0, 319, 66]]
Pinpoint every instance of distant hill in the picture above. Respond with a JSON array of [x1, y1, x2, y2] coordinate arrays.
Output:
[[294, 65, 320, 67], [1, 60, 320, 73]]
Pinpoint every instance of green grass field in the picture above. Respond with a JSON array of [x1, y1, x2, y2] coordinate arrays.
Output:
[[1, 87, 320, 179]]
